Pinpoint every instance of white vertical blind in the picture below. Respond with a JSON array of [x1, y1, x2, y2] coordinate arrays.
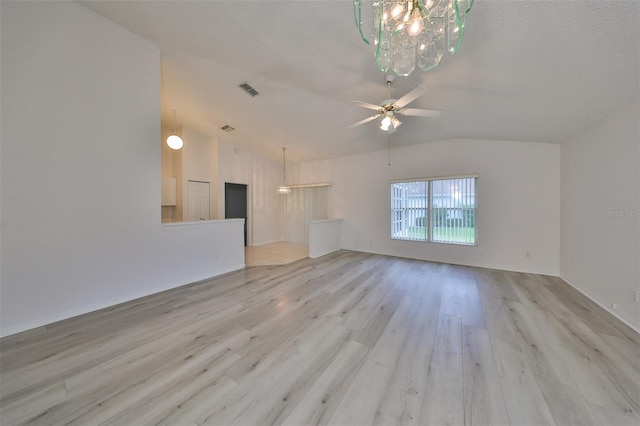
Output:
[[431, 177, 476, 244], [391, 181, 427, 240], [391, 176, 476, 245], [286, 186, 331, 244]]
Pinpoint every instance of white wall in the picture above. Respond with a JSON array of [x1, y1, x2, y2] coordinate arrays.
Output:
[[161, 126, 182, 221], [561, 101, 640, 330], [309, 219, 343, 258], [181, 127, 217, 221], [293, 139, 561, 275], [217, 137, 283, 246], [0, 2, 244, 337], [251, 152, 285, 245]]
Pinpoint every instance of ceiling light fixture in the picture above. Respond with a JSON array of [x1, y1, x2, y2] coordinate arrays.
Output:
[[380, 114, 392, 131], [353, 0, 474, 76], [166, 107, 184, 150], [278, 147, 291, 194], [349, 74, 440, 131]]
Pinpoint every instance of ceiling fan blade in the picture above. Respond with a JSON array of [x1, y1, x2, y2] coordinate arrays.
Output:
[[394, 85, 428, 108], [351, 100, 383, 111], [400, 108, 442, 117], [348, 114, 380, 128]]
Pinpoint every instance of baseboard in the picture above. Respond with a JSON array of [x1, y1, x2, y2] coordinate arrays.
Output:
[[0, 263, 246, 339], [1, 298, 134, 338], [249, 239, 284, 247], [560, 274, 640, 334], [348, 246, 559, 277]]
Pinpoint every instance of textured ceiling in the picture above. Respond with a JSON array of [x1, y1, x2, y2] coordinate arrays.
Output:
[[81, 0, 639, 162]]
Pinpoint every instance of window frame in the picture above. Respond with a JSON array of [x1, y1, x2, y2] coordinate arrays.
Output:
[[390, 174, 478, 246]]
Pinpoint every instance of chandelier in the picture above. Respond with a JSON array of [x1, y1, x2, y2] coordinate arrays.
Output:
[[353, 0, 473, 76]]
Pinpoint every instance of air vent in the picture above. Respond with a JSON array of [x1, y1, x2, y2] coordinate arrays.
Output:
[[239, 82, 259, 97], [221, 125, 235, 133]]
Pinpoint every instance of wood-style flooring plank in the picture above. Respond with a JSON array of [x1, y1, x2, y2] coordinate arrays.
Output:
[[536, 377, 601, 425], [326, 358, 395, 425], [419, 313, 464, 426], [281, 340, 369, 426], [373, 298, 441, 425], [489, 335, 556, 425], [461, 325, 510, 425]]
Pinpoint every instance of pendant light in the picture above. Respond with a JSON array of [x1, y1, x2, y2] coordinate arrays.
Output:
[[278, 147, 291, 194], [166, 107, 184, 150]]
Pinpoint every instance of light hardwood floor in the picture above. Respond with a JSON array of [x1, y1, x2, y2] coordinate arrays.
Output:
[[1, 251, 638, 425], [245, 242, 309, 267]]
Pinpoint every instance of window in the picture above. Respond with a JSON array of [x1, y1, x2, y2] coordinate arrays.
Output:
[[391, 176, 477, 245], [286, 185, 331, 244]]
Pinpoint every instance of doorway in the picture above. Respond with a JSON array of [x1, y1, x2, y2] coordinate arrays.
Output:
[[225, 182, 248, 246], [187, 180, 210, 221]]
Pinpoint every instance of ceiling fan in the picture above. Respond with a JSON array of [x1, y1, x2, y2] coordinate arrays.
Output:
[[349, 75, 441, 132]]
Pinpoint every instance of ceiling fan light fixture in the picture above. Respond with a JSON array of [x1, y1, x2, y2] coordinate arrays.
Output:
[[380, 113, 402, 132], [350, 75, 439, 131], [380, 115, 392, 131]]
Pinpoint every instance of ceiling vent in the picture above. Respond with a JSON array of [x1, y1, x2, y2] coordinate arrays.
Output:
[[239, 82, 259, 97], [221, 124, 235, 132]]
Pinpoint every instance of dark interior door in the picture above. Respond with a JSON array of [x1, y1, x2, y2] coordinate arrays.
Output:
[[225, 182, 248, 246]]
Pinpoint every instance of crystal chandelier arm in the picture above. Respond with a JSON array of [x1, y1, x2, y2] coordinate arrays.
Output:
[[353, 0, 370, 45], [455, 0, 475, 19], [374, 0, 391, 73], [394, 85, 428, 108], [400, 108, 442, 117], [348, 114, 381, 128], [448, 0, 475, 55]]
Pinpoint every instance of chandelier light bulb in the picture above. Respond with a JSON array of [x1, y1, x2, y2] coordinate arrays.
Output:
[[390, 3, 405, 20], [407, 14, 424, 36]]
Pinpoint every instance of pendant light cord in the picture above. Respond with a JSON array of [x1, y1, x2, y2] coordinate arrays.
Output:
[[173, 107, 178, 134], [282, 147, 287, 184]]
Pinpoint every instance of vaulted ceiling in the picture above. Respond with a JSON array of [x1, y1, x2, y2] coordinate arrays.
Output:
[[81, 1, 639, 162]]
